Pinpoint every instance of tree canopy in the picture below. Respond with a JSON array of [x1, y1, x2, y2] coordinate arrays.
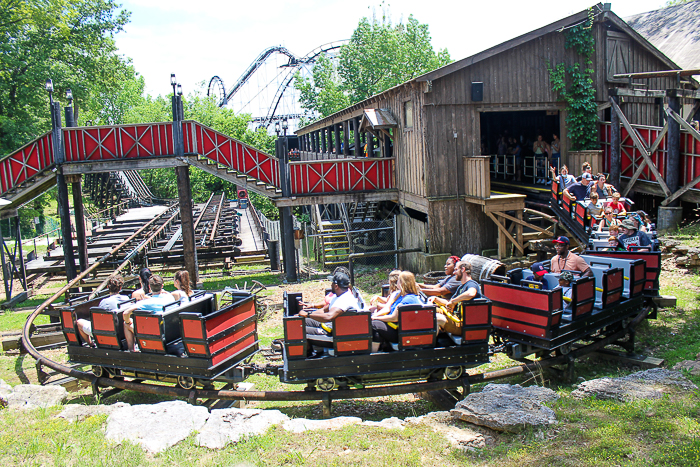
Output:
[[295, 13, 451, 119], [0, 0, 131, 154]]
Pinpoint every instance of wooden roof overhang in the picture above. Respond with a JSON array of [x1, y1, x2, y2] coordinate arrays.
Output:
[[359, 108, 398, 139]]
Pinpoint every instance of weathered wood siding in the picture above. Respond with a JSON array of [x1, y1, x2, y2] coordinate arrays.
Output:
[[396, 214, 427, 271], [427, 200, 496, 256], [422, 20, 678, 198]]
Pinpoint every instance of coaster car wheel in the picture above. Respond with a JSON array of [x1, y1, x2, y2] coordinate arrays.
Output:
[[444, 366, 464, 381], [177, 375, 196, 390], [316, 377, 336, 392]]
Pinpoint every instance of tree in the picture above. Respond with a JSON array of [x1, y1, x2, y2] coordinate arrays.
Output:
[[295, 13, 451, 119], [665, 0, 693, 6], [0, 0, 131, 154]]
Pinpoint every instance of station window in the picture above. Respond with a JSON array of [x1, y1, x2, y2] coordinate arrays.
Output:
[[404, 101, 413, 128]]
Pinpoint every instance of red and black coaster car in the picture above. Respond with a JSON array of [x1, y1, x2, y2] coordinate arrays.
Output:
[[484, 280, 563, 339], [179, 292, 258, 367]]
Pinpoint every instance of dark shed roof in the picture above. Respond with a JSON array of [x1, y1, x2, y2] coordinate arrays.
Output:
[[626, 0, 700, 70]]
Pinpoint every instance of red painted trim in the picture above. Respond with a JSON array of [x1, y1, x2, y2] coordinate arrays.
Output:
[[484, 283, 550, 311], [334, 315, 369, 337], [285, 319, 304, 341], [136, 315, 161, 336], [287, 344, 305, 357], [400, 309, 434, 331], [209, 322, 256, 354], [401, 334, 434, 347], [62, 311, 74, 329], [138, 338, 164, 352], [492, 305, 549, 327], [205, 300, 255, 337], [492, 318, 546, 338], [92, 312, 114, 332], [336, 339, 370, 353], [187, 343, 207, 355], [462, 329, 488, 341], [66, 333, 78, 342], [212, 334, 256, 366], [96, 335, 119, 347], [463, 305, 489, 326], [182, 319, 204, 339]]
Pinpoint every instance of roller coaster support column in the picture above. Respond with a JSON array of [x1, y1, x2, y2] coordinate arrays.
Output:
[[666, 90, 681, 208], [64, 101, 89, 273], [277, 135, 297, 282], [172, 85, 199, 285], [51, 101, 78, 292], [609, 90, 621, 191]]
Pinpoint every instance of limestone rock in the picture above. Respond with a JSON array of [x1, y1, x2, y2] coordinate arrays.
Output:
[[674, 245, 690, 255], [406, 411, 489, 450], [571, 368, 697, 402], [196, 408, 289, 449], [282, 416, 362, 433], [0, 379, 12, 408], [105, 401, 209, 453], [676, 256, 689, 266], [673, 360, 700, 376], [451, 384, 559, 433], [57, 402, 130, 422], [362, 417, 405, 430], [4, 384, 67, 410]]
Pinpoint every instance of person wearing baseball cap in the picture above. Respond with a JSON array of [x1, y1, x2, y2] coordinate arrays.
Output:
[[563, 172, 592, 202], [558, 271, 575, 316], [298, 271, 359, 337], [550, 236, 592, 277], [618, 218, 651, 252], [524, 262, 550, 289]]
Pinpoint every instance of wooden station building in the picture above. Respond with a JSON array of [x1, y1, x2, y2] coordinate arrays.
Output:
[[295, 4, 689, 271]]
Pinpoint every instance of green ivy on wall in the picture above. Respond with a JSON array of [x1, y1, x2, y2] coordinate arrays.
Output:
[[548, 9, 598, 151]]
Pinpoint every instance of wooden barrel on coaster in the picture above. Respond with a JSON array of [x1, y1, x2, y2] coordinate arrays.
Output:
[[460, 254, 506, 283]]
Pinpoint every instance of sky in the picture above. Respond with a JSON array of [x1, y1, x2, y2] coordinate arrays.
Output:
[[115, 0, 670, 99]]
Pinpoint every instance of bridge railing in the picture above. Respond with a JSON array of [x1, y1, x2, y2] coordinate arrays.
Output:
[[289, 157, 395, 195], [0, 132, 54, 194]]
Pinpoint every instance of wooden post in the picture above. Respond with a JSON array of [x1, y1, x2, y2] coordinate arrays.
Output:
[[173, 93, 199, 285], [354, 118, 361, 156], [334, 124, 341, 157], [67, 175, 89, 272], [609, 92, 621, 191], [366, 131, 374, 157], [321, 128, 327, 154], [343, 121, 350, 156], [516, 210, 523, 255], [666, 89, 681, 207], [276, 137, 297, 282], [327, 127, 333, 157]]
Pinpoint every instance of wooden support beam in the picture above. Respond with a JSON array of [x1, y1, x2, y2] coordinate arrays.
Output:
[[491, 210, 555, 236], [176, 166, 199, 284], [522, 208, 558, 224], [610, 97, 671, 197], [485, 211, 524, 256]]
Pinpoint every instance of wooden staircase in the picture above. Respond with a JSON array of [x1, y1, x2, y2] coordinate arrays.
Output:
[[189, 155, 282, 197], [313, 206, 350, 268]]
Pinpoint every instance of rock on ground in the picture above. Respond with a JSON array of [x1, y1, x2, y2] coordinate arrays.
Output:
[[571, 368, 698, 402], [0, 379, 12, 408], [406, 411, 491, 451], [196, 408, 289, 449], [673, 360, 700, 376], [282, 416, 362, 433], [451, 384, 559, 433], [2, 383, 68, 410], [105, 401, 209, 453], [362, 417, 405, 430], [56, 402, 130, 422]]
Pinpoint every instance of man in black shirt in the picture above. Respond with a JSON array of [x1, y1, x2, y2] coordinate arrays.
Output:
[[563, 172, 593, 202], [434, 260, 482, 335]]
